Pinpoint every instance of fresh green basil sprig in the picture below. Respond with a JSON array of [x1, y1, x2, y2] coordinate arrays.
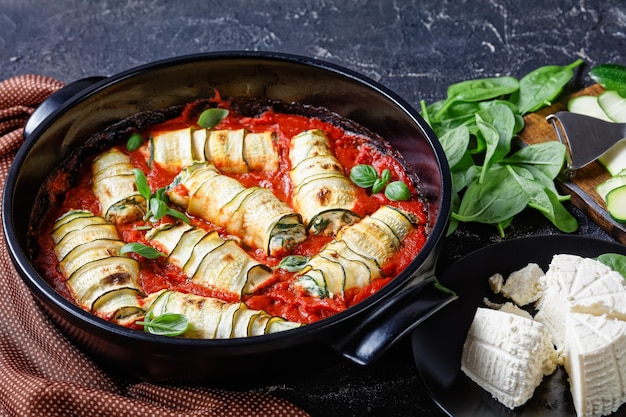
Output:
[[421, 60, 583, 237], [350, 164, 411, 201], [197, 108, 229, 129], [120, 242, 166, 259], [133, 168, 190, 225], [136, 311, 189, 337], [126, 133, 144, 152]]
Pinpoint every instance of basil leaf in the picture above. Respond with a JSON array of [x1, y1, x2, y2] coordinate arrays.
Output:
[[197, 108, 229, 129], [385, 181, 411, 201], [137, 313, 189, 337], [166, 207, 191, 224], [133, 168, 151, 201], [350, 164, 379, 188], [277, 255, 310, 272], [372, 177, 388, 194], [126, 133, 144, 152], [150, 198, 168, 221], [120, 242, 166, 259]]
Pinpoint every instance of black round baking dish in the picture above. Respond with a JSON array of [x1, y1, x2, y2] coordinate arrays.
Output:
[[2, 51, 454, 383]]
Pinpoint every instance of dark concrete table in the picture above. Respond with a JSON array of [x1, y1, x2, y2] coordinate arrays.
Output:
[[1, 0, 624, 415]]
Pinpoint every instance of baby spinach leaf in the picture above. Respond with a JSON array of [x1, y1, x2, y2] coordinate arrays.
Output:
[[507, 166, 578, 232], [511, 59, 583, 114], [500, 141, 566, 179], [595, 253, 626, 278], [453, 165, 529, 225], [439, 125, 471, 168]]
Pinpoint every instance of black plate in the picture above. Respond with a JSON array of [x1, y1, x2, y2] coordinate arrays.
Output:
[[411, 234, 626, 417]]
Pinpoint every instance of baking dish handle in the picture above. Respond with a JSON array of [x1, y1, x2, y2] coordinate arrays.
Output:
[[24, 76, 106, 141], [333, 277, 457, 366]]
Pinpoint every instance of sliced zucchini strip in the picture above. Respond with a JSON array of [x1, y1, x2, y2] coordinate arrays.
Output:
[[294, 205, 417, 298], [146, 222, 273, 297], [52, 210, 144, 323], [91, 148, 146, 224], [143, 290, 302, 339], [167, 162, 306, 257], [151, 127, 279, 173], [289, 129, 359, 235]]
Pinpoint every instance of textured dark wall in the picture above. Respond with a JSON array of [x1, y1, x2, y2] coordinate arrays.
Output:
[[1, 1, 624, 415]]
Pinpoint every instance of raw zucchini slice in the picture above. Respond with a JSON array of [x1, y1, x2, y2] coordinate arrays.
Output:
[[598, 90, 626, 123], [91, 148, 146, 224], [151, 127, 196, 170], [288, 130, 359, 235], [567, 95, 613, 122], [606, 185, 626, 223], [597, 171, 626, 200]]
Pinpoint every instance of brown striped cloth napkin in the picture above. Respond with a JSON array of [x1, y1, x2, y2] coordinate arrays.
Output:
[[0, 74, 310, 417]]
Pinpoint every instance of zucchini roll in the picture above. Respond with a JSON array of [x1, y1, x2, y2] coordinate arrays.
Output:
[[289, 129, 360, 236], [167, 162, 307, 257], [51, 210, 144, 325], [146, 222, 273, 297], [144, 290, 303, 338], [91, 148, 146, 224], [151, 127, 279, 173], [294, 205, 417, 298]]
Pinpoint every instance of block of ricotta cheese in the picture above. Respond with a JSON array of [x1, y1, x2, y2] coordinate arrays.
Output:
[[565, 312, 626, 417], [535, 254, 626, 355], [461, 307, 558, 409]]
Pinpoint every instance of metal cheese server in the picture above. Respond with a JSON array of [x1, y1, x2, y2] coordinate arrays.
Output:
[[547, 111, 626, 176]]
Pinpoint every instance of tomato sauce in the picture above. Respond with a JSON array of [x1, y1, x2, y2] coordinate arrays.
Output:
[[35, 97, 429, 325]]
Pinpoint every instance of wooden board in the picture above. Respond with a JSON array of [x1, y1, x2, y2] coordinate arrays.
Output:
[[517, 84, 626, 244]]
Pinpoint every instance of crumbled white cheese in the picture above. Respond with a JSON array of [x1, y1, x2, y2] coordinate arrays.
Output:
[[461, 307, 557, 409], [500, 263, 544, 306]]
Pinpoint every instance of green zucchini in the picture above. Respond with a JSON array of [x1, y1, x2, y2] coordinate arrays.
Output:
[[142, 290, 302, 339], [51, 213, 109, 244], [151, 127, 196, 170], [242, 131, 279, 172], [207, 129, 248, 174], [59, 238, 124, 277], [589, 63, 626, 98], [606, 185, 626, 223], [91, 288, 144, 325], [294, 206, 415, 299], [91, 148, 146, 224], [191, 128, 208, 162], [598, 90, 626, 122], [67, 256, 141, 310], [288, 130, 359, 235], [166, 162, 220, 207], [596, 170, 626, 200], [54, 223, 119, 260], [146, 222, 273, 297]]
